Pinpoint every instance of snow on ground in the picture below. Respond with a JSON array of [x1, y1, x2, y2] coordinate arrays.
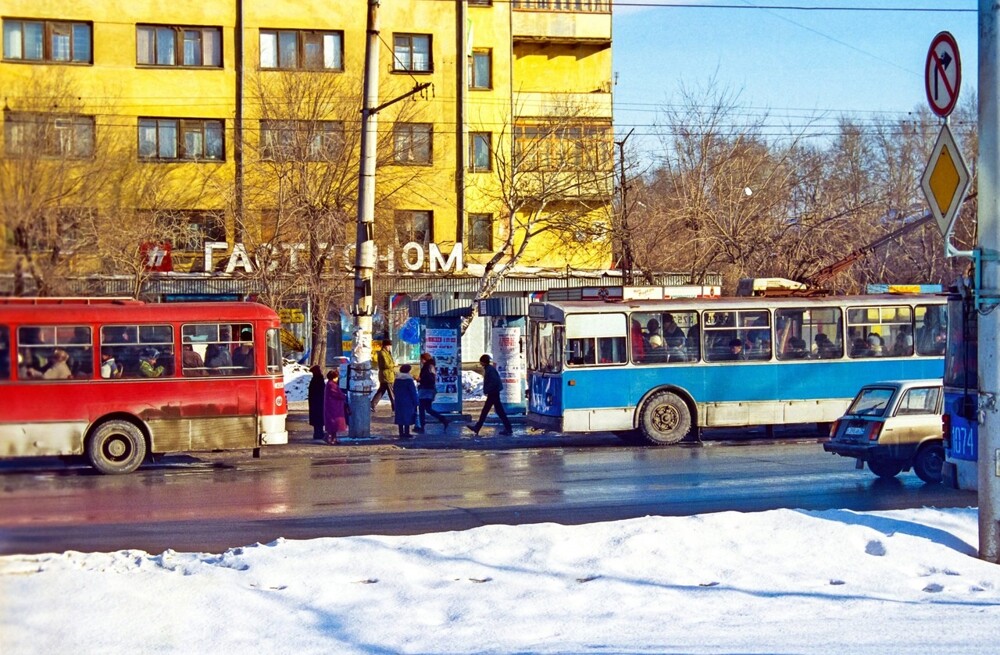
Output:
[[284, 361, 485, 404], [1, 507, 998, 654]]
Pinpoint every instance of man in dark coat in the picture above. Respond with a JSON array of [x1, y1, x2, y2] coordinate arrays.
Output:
[[467, 354, 513, 437], [308, 365, 326, 440]]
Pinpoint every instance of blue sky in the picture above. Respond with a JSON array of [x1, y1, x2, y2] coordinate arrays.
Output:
[[612, 1, 977, 149]]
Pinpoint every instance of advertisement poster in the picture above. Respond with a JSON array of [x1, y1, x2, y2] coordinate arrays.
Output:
[[425, 328, 460, 405], [492, 325, 524, 404]]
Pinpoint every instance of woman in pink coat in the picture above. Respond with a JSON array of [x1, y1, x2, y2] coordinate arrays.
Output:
[[324, 369, 349, 444]]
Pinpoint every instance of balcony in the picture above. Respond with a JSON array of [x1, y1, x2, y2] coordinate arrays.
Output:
[[512, 3, 611, 45]]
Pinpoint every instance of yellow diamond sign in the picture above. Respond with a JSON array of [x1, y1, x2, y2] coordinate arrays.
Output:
[[921, 123, 970, 236]]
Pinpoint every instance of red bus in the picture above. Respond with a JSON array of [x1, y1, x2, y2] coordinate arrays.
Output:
[[0, 298, 288, 474]]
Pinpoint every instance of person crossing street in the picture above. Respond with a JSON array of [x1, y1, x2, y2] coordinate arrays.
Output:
[[467, 353, 513, 437]]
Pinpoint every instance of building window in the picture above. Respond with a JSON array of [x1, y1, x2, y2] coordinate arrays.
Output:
[[393, 123, 432, 164], [259, 29, 343, 70], [467, 213, 493, 252], [469, 0, 493, 5], [395, 210, 433, 246], [470, 132, 492, 172], [169, 210, 226, 251], [138, 118, 224, 161], [469, 49, 491, 90], [2, 19, 91, 64], [4, 113, 95, 158], [392, 34, 431, 72], [136, 25, 222, 67], [259, 120, 344, 161]]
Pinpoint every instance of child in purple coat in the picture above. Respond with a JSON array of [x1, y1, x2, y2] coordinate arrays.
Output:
[[392, 364, 419, 439], [324, 369, 348, 444]]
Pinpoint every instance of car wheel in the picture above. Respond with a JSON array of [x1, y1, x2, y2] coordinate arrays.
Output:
[[913, 443, 945, 484], [87, 420, 147, 475], [867, 456, 904, 479], [639, 391, 691, 445]]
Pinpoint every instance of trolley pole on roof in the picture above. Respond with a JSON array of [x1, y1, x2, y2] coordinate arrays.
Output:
[[348, 0, 381, 438], [978, 0, 1000, 563]]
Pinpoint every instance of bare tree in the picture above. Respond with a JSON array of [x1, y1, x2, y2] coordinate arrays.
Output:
[[635, 80, 817, 291], [238, 71, 424, 364]]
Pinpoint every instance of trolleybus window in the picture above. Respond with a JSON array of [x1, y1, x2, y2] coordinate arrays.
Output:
[[529, 320, 561, 373], [915, 303, 947, 356], [632, 310, 699, 363], [565, 313, 626, 367], [774, 306, 842, 360], [846, 305, 912, 358], [703, 309, 770, 362], [17, 325, 93, 380]]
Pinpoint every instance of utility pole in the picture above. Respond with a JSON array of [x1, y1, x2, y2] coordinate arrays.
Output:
[[978, 0, 1000, 562], [348, 0, 431, 437], [615, 128, 634, 286], [348, 0, 381, 437]]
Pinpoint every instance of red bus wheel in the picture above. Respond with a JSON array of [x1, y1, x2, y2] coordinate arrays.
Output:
[[87, 420, 147, 475]]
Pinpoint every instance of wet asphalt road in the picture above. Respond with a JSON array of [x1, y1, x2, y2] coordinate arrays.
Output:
[[0, 413, 976, 555]]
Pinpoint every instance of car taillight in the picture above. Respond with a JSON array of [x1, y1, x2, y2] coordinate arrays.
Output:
[[867, 421, 884, 441], [829, 420, 840, 439]]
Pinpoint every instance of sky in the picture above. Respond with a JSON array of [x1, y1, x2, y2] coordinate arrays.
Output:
[[2, 507, 998, 653], [613, 1, 978, 156]]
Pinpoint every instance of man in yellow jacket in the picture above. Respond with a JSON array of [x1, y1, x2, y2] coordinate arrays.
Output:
[[370, 338, 396, 412]]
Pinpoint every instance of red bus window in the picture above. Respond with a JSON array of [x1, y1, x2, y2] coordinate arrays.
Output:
[[0, 326, 10, 380], [181, 323, 254, 376], [100, 324, 174, 378], [16, 325, 93, 380]]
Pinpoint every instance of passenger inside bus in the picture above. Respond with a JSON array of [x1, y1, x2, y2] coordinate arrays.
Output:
[[138, 348, 165, 378], [182, 342, 207, 376], [782, 337, 808, 359], [100, 347, 123, 379], [892, 329, 914, 356], [42, 348, 72, 380]]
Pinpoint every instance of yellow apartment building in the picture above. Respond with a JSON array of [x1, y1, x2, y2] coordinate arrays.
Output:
[[0, 0, 615, 357]]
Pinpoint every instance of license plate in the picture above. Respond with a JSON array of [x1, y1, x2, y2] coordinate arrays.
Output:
[[845, 426, 866, 436]]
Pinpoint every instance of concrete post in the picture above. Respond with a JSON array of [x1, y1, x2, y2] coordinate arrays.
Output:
[[979, 0, 1000, 562], [348, 0, 380, 438]]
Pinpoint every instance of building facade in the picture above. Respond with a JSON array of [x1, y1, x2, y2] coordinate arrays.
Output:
[[0, 0, 617, 359]]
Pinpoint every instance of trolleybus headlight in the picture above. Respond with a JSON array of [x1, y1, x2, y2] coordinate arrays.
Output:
[[276, 396, 284, 407]]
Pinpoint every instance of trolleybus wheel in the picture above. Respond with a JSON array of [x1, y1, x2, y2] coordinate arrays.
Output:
[[639, 391, 691, 445], [867, 456, 904, 479], [913, 444, 945, 484], [87, 420, 147, 475]]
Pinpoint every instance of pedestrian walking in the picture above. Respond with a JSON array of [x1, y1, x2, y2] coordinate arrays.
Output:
[[467, 353, 513, 437], [307, 365, 326, 441], [370, 339, 396, 412], [392, 363, 419, 439], [323, 369, 348, 444], [414, 353, 449, 433]]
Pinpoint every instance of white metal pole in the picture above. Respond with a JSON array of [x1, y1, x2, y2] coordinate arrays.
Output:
[[348, 0, 381, 438], [978, 0, 1000, 562]]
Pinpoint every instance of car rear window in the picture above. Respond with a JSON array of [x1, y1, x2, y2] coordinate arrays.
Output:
[[846, 387, 894, 417]]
